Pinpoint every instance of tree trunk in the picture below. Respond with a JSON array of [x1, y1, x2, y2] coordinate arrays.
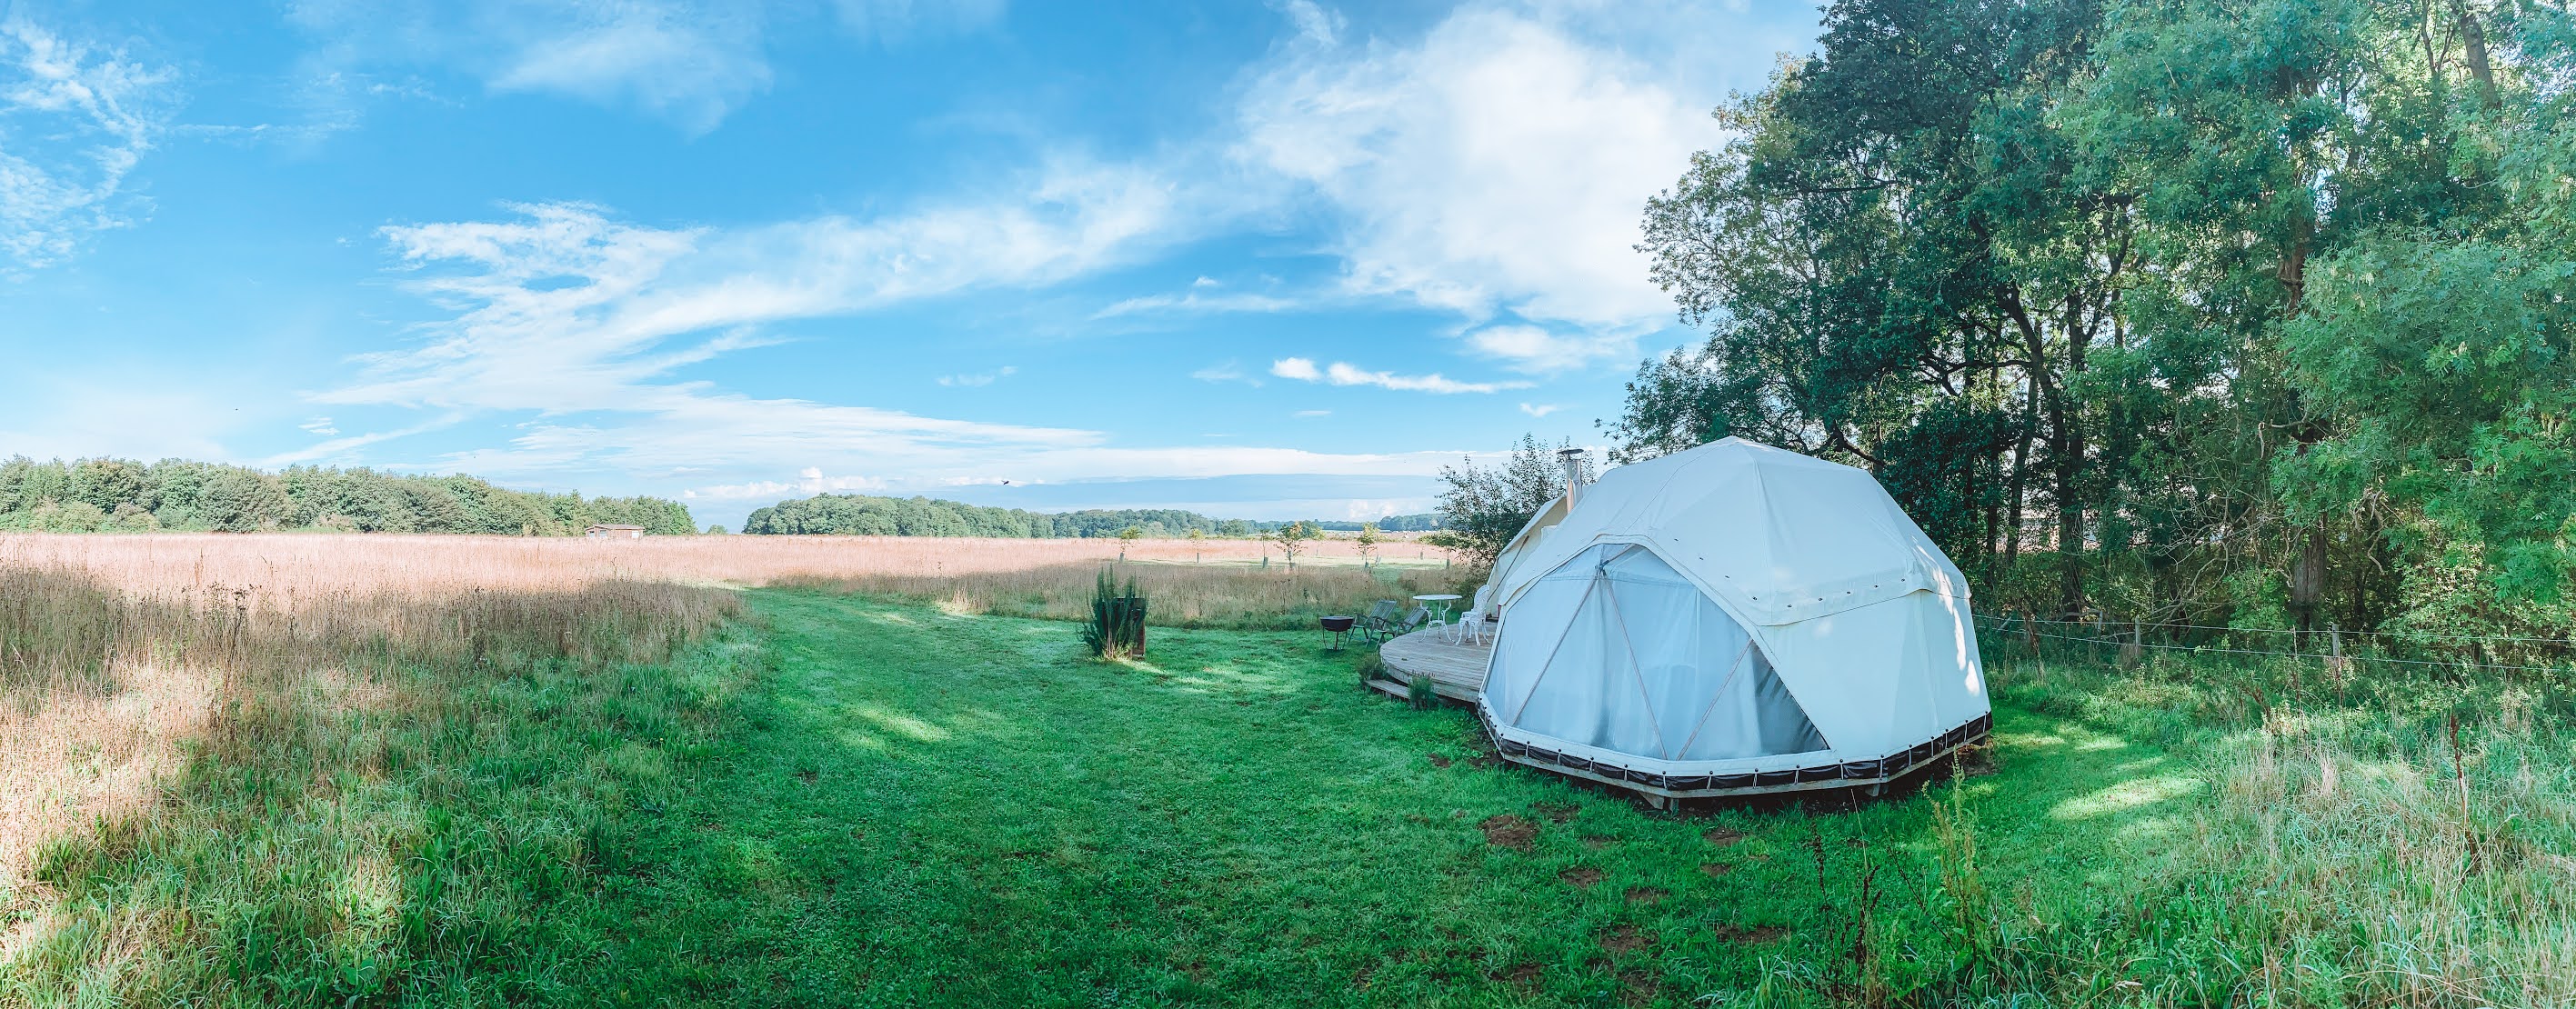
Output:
[[2289, 520, 2327, 635], [2457, 1, 2499, 110], [2005, 368, 2036, 564], [2054, 305, 2088, 620]]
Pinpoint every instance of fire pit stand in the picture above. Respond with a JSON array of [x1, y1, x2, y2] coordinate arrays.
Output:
[[1318, 614, 1357, 652]]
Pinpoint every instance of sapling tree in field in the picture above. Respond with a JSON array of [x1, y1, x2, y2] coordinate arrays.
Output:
[[1268, 521, 1317, 568], [1355, 523, 1380, 567], [1187, 528, 1205, 563], [1117, 524, 1142, 561]]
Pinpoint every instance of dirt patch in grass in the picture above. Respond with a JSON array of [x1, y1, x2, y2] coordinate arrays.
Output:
[[1623, 886, 1668, 905], [1703, 827, 1744, 847], [1479, 814, 1537, 852], [1619, 969, 1663, 1007], [1712, 923, 1786, 944], [1597, 924, 1654, 954], [1490, 962, 1542, 986], [1699, 863, 1730, 878], [1531, 802, 1579, 824], [1559, 866, 1605, 888], [1427, 753, 1451, 768], [1581, 834, 1616, 850]]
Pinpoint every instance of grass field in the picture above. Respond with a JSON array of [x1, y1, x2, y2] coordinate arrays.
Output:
[[6, 536, 2575, 1006]]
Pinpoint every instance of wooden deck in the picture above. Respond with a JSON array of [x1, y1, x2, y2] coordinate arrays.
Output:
[[1371, 626, 1492, 702]]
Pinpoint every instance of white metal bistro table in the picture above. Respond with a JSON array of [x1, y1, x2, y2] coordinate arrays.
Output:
[[1411, 594, 1462, 626]]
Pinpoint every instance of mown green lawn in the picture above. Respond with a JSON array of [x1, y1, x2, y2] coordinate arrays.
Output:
[[568, 589, 2199, 1007]]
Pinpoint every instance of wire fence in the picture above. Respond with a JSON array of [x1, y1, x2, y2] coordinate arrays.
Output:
[[1970, 612, 2576, 678]]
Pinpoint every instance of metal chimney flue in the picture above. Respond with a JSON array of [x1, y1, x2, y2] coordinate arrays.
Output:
[[1557, 447, 1588, 508]]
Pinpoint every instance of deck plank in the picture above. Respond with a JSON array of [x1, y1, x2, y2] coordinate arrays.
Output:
[[1377, 627, 1491, 701]]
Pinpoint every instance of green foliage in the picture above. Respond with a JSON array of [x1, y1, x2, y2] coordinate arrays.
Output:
[[741, 494, 1222, 538], [1405, 671, 1438, 710], [1078, 569, 1148, 659], [0, 455, 696, 535], [1429, 434, 1586, 567], [1265, 520, 1317, 566], [1621, 0, 2576, 646], [737, 492, 1430, 539]]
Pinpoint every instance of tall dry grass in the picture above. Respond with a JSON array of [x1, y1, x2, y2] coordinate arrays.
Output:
[[0, 532, 1448, 604], [0, 532, 1457, 896], [1, 531, 1457, 1002], [1, 547, 738, 998]]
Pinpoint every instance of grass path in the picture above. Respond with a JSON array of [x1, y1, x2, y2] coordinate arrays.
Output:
[[573, 590, 2200, 1007]]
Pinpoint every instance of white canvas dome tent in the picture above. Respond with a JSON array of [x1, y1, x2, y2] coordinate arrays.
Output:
[[1477, 438, 1990, 802]]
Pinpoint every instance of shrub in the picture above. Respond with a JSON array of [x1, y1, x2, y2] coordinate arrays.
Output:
[[1078, 569, 1148, 659]]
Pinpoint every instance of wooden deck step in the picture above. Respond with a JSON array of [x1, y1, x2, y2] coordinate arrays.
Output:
[[1377, 626, 1491, 702]]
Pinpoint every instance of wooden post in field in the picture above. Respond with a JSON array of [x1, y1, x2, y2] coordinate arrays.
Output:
[[2329, 624, 2347, 702], [2120, 618, 2142, 669], [2021, 608, 2040, 656]]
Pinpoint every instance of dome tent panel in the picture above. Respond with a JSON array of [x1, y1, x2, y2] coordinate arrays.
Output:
[[1489, 438, 1969, 628], [1755, 591, 1986, 756], [1468, 437, 1989, 799], [1485, 543, 1825, 764]]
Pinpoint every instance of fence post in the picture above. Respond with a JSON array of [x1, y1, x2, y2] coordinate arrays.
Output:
[[2329, 624, 2346, 702], [2022, 608, 2040, 656], [2120, 617, 2142, 669]]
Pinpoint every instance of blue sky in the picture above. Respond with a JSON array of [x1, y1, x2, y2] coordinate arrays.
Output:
[[0, 0, 1820, 528]]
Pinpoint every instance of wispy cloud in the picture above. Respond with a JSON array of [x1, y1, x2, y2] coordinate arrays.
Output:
[[1270, 356, 1529, 395], [938, 365, 1017, 387], [1469, 324, 1634, 375], [1191, 360, 1258, 385], [835, 0, 1008, 44], [1518, 403, 1561, 418], [286, 0, 775, 133], [313, 185, 1468, 508], [0, 20, 176, 268], [1294, 409, 1329, 417], [1093, 290, 1298, 319]]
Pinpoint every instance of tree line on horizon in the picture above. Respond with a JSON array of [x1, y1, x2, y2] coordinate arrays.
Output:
[[0, 456, 697, 535], [1576, 0, 2573, 654], [738, 492, 1439, 538]]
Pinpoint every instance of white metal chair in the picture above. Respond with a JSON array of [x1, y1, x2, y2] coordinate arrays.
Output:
[[1445, 586, 1493, 645]]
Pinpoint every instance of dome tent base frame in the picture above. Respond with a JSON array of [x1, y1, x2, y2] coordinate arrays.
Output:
[[1481, 712, 1992, 801]]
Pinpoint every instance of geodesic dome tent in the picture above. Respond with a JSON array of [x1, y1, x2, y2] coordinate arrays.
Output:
[[1478, 438, 1990, 799]]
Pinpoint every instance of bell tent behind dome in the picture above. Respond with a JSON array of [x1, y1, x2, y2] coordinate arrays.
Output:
[[1475, 437, 1990, 801]]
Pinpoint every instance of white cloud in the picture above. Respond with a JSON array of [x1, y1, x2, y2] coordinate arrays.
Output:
[[312, 189, 1484, 521], [300, 416, 341, 435], [1093, 290, 1298, 319], [1468, 324, 1634, 375], [0, 20, 175, 268], [937, 365, 1017, 387], [835, 0, 1007, 43], [1269, 356, 1529, 395], [324, 168, 1179, 412], [1234, 2, 1728, 357], [1293, 409, 1329, 417], [1269, 356, 1322, 382], [287, 0, 780, 133], [1189, 360, 1259, 385], [1519, 403, 1561, 417]]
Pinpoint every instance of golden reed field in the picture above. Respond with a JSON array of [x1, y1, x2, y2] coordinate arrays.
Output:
[[0, 532, 1461, 908]]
